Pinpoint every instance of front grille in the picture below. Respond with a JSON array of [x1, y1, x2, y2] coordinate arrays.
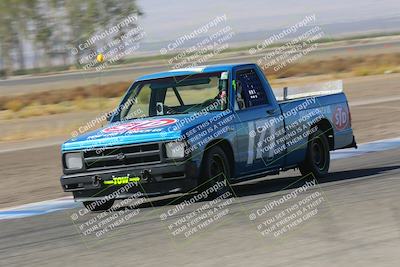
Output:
[[83, 143, 161, 170]]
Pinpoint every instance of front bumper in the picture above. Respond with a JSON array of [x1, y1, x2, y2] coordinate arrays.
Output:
[[60, 161, 199, 201]]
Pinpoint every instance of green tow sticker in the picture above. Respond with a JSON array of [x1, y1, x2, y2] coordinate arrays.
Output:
[[103, 176, 141, 185]]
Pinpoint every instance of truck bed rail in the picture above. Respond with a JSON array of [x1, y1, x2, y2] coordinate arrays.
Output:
[[273, 80, 343, 101]]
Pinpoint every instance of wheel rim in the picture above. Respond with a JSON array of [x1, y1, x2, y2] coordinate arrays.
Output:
[[210, 153, 227, 180], [312, 137, 326, 170]]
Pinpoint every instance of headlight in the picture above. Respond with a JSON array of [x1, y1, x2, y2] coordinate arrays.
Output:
[[65, 153, 83, 169], [165, 141, 185, 159]]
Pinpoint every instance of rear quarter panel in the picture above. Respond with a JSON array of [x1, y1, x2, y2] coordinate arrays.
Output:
[[279, 92, 354, 166]]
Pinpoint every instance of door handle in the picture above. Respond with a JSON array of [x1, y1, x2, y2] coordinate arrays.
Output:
[[266, 109, 277, 115]]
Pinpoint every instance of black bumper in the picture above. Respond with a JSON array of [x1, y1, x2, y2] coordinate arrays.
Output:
[[60, 161, 199, 201]]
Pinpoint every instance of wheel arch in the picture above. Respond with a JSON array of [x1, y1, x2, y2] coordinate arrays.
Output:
[[310, 118, 334, 151], [202, 139, 235, 178]]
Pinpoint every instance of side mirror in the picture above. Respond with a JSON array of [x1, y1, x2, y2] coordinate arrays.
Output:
[[106, 111, 114, 122], [156, 102, 164, 115], [236, 94, 245, 110]]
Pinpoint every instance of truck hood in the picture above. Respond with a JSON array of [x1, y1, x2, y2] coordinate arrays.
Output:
[[62, 113, 219, 151]]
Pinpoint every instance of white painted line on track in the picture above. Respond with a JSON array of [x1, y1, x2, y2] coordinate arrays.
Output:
[[0, 196, 78, 220], [331, 137, 400, 160]]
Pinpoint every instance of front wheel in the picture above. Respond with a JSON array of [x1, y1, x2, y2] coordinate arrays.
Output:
[[299, 129, 330, 179], [83, 199, 115, 212], [200, 146, 231, 198]]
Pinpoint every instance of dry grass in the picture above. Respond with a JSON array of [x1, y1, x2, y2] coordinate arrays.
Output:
[[0, 98, 120, 120], [264, 53, 400, 79], [4, 99, 25, 112], [0, 124, 80, 142], [0, 82, 130, 112]]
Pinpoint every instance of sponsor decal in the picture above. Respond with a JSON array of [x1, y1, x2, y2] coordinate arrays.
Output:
[[333, 106, 348, 130], [103, 118, 177, 133]]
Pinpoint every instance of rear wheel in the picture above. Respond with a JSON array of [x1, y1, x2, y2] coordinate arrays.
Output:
[[299, 129, 330, 179], [83, 199, 115, 212], [200, 146, 231, 198]]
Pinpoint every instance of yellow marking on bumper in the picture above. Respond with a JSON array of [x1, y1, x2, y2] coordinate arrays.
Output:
[[103, 176, 141, 185]]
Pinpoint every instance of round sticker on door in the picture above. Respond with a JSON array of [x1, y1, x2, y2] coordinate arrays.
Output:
[[333, 106, 348, 130], [103, 118, 177, 133]]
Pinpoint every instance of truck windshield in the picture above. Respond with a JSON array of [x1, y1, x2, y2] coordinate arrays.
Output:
[[114, 71, 229, 121]]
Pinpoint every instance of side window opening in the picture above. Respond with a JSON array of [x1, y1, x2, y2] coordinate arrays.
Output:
[[236, 69, 268, 109], [164, 87, 182, 107]]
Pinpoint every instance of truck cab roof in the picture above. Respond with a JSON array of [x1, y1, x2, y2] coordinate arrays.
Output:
[[136, 63, 255, 81]]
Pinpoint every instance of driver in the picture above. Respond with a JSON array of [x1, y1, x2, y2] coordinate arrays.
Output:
[[216, 88, 227, 102], [213, 77, 228, 109]]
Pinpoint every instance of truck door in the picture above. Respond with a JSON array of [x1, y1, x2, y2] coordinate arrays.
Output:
[[232, 66, 285, 177]]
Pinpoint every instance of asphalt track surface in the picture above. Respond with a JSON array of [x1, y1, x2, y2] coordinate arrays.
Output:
[[1, 148, 399, 266]]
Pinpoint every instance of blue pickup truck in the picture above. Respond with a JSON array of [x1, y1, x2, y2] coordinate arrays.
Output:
[[60, 63, 356, 211]]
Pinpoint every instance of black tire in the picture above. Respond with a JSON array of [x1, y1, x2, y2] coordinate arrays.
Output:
[[299, 129, 330, 179], [83, 199, 115, 212], [200, 146, 231, 198]]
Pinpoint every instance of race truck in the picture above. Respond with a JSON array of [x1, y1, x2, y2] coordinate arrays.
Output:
[[60, 63, 357, 211]]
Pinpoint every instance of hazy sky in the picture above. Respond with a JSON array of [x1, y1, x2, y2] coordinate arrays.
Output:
[[137, 0, 400, 41]]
